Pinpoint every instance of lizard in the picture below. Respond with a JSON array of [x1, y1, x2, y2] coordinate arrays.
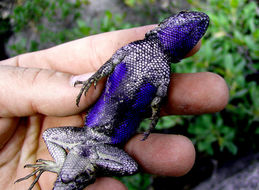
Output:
[[15, 11, 209, 190]]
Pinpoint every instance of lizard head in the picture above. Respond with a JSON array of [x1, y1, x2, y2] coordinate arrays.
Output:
[[156, 11, 210, 62]]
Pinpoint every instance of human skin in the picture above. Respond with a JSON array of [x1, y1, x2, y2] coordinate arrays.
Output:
[[0, 25, 229, 190]]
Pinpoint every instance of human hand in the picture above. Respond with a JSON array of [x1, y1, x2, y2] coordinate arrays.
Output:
[[0, 25, 228, 190]]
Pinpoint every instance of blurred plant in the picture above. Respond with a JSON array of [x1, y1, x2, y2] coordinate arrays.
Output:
[[9, 0, 90, 54], [117, 173, 152, 190], [8, 0, 138, 56], [140, 0, 259, 156], [123, 0, 155, 7], [188, 114, 237, 155], [173, 0, 259, 155]]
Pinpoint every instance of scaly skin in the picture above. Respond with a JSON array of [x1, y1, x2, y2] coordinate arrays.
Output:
[[15, 11, 209, 190]]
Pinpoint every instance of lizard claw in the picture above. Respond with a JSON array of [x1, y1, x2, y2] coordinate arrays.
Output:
[[74, 80, 83, 87], [75, 77, 99, 106], [141, 131, 151, 141], [15, 159, 60, 190], [15, 169, 44, 190], [94, 81, 97, 89]]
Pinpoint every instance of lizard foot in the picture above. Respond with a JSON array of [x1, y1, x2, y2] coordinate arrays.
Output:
[[15, 159, 60, 190], [141, 130, 151, 141], [74, 76, 98, 106]]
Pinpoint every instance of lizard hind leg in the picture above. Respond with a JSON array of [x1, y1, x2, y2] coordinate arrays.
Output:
[[15, 126, 88, 190], [58, 144, 96, 184], [56, 144, 138, 189], [95, 144, 138, 176]]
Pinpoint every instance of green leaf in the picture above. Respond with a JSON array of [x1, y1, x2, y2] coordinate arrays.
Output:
[[230, 0, 239, 8], [117, 173, 152, 190]]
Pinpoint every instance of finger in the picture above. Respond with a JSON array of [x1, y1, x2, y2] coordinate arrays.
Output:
[[0, 66, 104, 117], [161, 72, 229, 115], [0, 65, 227, 117], [0, 25, 156, 74], [0, 25, 201, 75], [74, 71, 228, 115], [185, 40, 201, 57], [125, 134, 195, 176], [0, 118, 19, 148]]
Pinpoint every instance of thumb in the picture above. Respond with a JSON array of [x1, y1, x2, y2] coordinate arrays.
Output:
[[0, 66, 104, 117]]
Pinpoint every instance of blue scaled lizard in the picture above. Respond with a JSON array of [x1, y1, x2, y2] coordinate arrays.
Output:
[[15, 11, 209, 190]]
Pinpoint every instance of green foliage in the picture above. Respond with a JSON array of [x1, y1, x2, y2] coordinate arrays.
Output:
[[188, 114, 237, 155], [117, 173, 152, 190], [140, 115, 184, 130], [8, 0, 136, 56], [139, 0, 259, 156], [123, 0, 155, 7], [97, 11, 133, 32], [12, 0, 86, 32], [0, 19, 11, 35], [9, 0, 91, 55], [176, 0, 259, 155]]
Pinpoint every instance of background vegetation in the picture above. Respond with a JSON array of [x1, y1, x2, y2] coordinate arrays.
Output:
[[1, 0, 258, 189]]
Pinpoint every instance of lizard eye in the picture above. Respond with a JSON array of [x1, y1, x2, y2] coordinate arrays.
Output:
[[179, 10, 188, 14], [158, 16, 170, 26]]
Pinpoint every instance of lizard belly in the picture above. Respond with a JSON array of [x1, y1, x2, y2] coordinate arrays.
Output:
[[85, 62, 157, 144]]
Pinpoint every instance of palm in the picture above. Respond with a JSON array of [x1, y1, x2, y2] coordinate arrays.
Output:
[[0, 114, 84, 190]]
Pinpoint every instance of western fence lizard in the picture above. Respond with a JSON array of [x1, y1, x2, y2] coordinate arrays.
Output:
[[15, 11, 209, 190]]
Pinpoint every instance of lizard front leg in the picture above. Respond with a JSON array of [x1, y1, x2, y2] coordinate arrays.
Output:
[[74, 46, 131, 106], [142, 82, 169, 140], [54, 144, 98, 190]]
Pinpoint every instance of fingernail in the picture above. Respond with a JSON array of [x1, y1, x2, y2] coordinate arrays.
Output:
[[70, 73, 92, 86]]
